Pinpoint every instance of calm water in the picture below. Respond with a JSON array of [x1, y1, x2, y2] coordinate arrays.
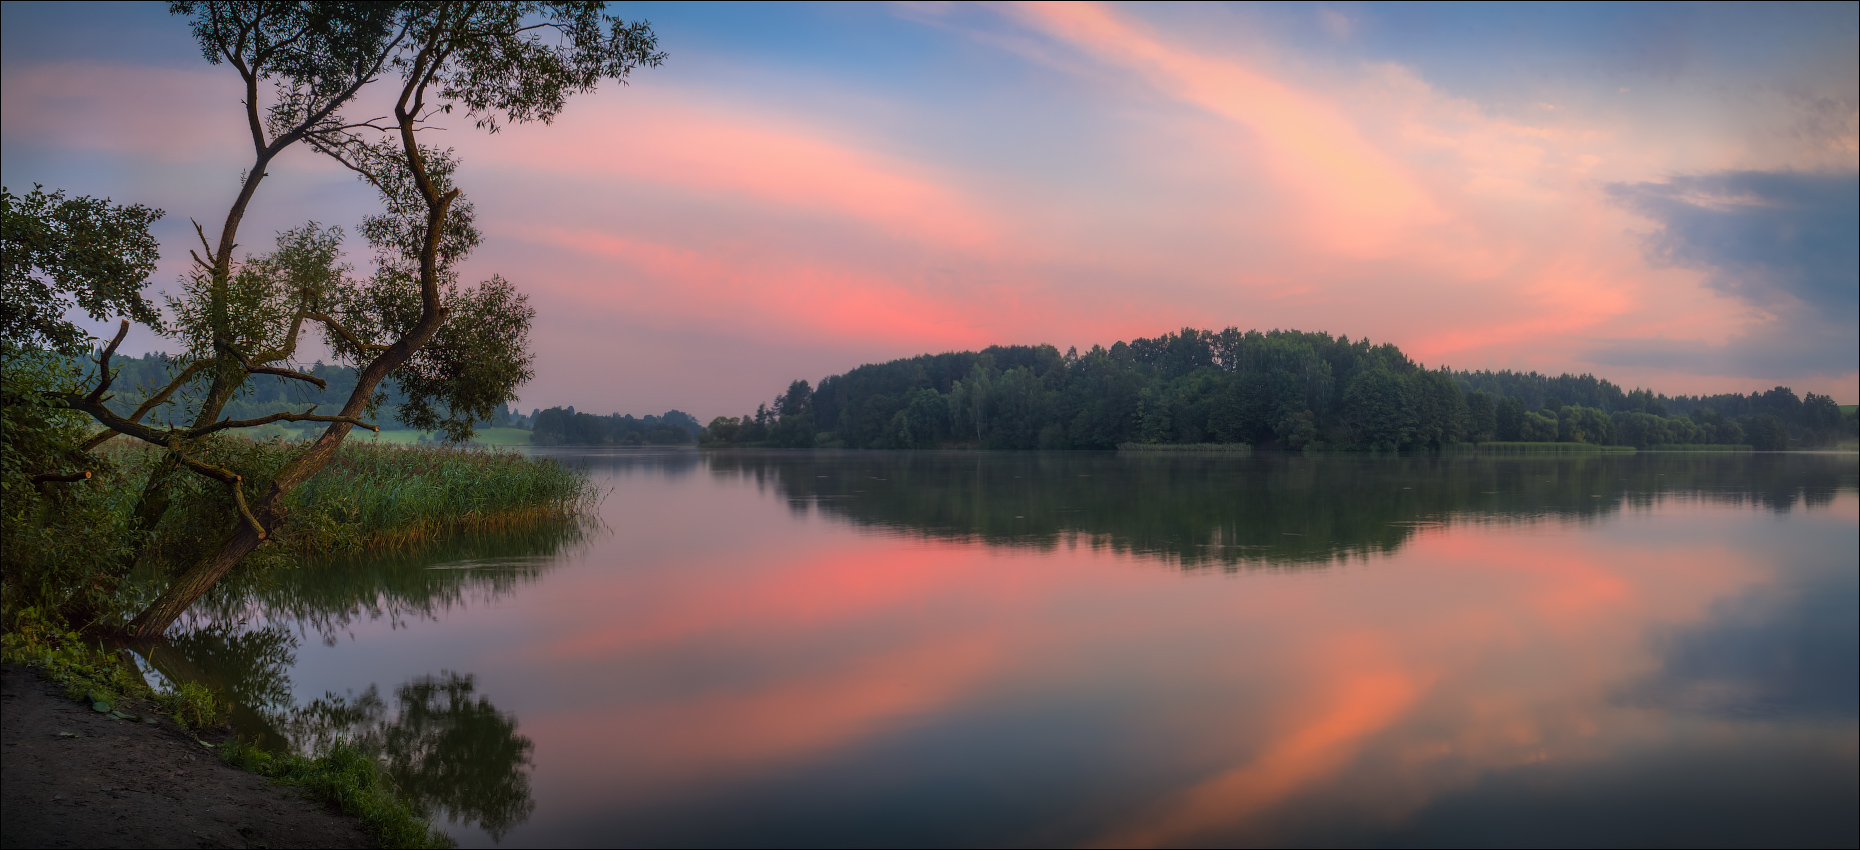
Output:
[[148, 450, 1857, 847]]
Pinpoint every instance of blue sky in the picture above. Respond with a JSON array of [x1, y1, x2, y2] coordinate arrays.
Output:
[[3, 1, 1854, 412]]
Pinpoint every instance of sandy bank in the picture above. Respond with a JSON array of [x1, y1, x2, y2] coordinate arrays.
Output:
[[0, 664, 374, 849]]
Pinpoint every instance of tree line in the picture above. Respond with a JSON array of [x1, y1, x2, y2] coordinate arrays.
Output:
[[529, 406, 701, 445], [702, 328, 1856, 451], [94, 354, 714, 444], [84, 353, 531, 431]]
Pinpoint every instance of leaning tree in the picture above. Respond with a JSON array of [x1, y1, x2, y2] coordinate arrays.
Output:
[[50, 1, 662, 638]]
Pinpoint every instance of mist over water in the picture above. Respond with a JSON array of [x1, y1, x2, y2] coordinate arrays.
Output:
[[164, 450, 1858, 847]]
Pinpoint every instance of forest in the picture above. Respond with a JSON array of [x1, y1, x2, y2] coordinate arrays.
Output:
[[91, 354, 530, 432], [528, 407, 701, 446], [90, 354, 705, 445], [702, 328, 1856, 452]]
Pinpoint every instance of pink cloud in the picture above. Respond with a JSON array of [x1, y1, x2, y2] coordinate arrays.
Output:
[[1010, 2, 1444, 258], [505, 225, 998, 351], [473, 89, 997, 251], [982, 3, 1805, 394], [5, 17, 1848, 409], [0, 63, 244, 161]]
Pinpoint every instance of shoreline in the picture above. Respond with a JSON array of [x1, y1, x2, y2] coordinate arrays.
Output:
[[0, 663, 378, 849]]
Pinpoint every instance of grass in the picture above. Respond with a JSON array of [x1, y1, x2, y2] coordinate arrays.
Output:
[[1474, 442, 1636, 454], [221, 740, 452, 848], [0, 608, 223, 731], [1117, 442, 1255, 454], [1643, 444, 1753, 452], [281, 441, 596, 552]]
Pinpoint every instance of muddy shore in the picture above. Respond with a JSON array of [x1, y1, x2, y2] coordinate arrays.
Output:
[[0, 663, 375, 849]]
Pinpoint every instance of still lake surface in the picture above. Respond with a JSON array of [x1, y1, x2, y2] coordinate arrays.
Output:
[[156, 450, 1856, 847]]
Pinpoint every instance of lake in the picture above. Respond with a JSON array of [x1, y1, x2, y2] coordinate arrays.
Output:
[[149, 450, 1858, 847]]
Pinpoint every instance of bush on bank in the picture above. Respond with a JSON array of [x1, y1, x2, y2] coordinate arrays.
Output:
[[4, 433, 594, 634], [2, 349, 577, 849]]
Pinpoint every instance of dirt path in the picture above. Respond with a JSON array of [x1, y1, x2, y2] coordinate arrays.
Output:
[[1, 664, 376, 849]]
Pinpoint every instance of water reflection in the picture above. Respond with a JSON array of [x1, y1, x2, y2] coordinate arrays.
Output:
[[286, 673, 536, 841], [708, 450, 1855, 568], [141, 624, 299, 748], [193, 518, 595, 642], [1626, 553, 1860, 720], [166, 450, 1856, 847], [134, 621, 538, 841]]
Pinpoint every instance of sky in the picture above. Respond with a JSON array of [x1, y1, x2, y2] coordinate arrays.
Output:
[[2, 1, 1855, 416]]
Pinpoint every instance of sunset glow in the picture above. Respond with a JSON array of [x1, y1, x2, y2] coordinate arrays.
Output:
[[2, 1, 1853, 413]]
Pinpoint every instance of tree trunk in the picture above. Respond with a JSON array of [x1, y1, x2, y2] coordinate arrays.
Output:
[[125, 517, 267, 638], [124, 74, 458, 639], [125, 299, 449, 638]]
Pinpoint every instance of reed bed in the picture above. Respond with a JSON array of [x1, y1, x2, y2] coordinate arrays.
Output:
[[1643, 444, 1753, 452], [1117, 442, 1255, 454], [1474, 442, 1636, 454], [281, 442, 597, 552]]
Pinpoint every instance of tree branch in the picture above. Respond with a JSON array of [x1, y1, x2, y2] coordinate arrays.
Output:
[[83, 320, 131, 405], [190, 409, 379, 436], [226, 342, 326, 389], [56, 391, 182, 449], [80, 358, 212, 451], [306, 312, 389, 353], [167, 445, 266, 540], [30, 470, 92, 495]]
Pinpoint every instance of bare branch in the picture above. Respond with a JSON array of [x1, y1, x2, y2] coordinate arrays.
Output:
[[30, 470, 92, 494], [191, 409, 379, 436], [301, 135, 389, 194], [193, 219, 214, 261], [54, 391, 180, 450], [246, 364, 326, 389], [82, 359, 215, 450], [306, 311, 389, 353], [83, 320, 130, 404], [225, 341, 326, 389], [168, 445, 266, 540]]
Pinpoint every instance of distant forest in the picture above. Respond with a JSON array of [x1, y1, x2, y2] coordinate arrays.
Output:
[[90, 354, 698, 445], [702, 328, 1856, 452], [85, 331, 1855, 451], [528, 407, 701, 446]]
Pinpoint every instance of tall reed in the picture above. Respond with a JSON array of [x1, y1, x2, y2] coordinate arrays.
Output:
[[279, 443, 597, 552]]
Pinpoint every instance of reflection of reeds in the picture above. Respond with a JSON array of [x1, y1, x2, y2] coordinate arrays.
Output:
[[279, 442, 599, 553], [194, 518, 599, 639], [1117, 442, 1254, 454], [1475, 442, 1635, 454]]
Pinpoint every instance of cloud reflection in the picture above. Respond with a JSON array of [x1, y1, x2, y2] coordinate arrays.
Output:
[[481, 455, 1853, 845]]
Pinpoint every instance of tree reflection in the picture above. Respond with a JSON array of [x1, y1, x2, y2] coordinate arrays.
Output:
[[186, 517, 595, 642], [284, 673, 535, 841], [706, 451, 1856, 571], [132, 624, 535, 841], [132, 623, 301, 749]]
